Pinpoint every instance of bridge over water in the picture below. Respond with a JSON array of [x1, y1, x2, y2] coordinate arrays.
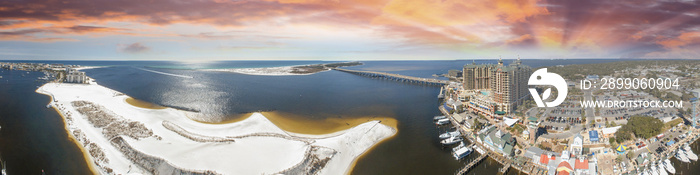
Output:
[[333, 68, 450, 86]]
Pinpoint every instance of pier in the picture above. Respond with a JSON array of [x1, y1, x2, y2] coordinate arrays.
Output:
[[333, 68, 449, 86], [455, 152, 488, 175]]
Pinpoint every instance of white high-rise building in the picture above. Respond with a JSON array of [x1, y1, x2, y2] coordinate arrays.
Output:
[[65, 68, 87, 84]]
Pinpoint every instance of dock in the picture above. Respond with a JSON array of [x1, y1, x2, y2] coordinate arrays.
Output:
[[455, 152, 488, 175], [333, 68, 449, 86]]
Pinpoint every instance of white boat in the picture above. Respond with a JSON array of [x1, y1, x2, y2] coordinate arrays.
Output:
[[453, 145, 473, 160], [441, 136, 463, 145], [650, 165, 659, 175], [440, 131, 461, 139], [684, 143, 692, 151], [453, 142, 465, 152], [664, 159, 676, 174], [657, 162, 668, 175], [434, 115, 447, 120], [436, 118, 450, 125], [685, 149, 698, 161], [676, 150, 690, 163]]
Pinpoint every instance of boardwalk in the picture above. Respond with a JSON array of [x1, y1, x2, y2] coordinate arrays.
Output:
[[333, 68, 449, 86], [455, 152, 488, 175]]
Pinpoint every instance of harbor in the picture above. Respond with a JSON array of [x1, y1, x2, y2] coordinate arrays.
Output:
[[340, 65, 698, 175]]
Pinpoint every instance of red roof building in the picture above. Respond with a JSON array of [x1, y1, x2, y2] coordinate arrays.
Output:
[[575, 158, 589, 169], [539, 154, 550, 165], [556, 161, 573, 175]]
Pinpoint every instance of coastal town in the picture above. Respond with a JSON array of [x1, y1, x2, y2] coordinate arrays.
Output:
[[435, 59, 700, 175], [0, 62, 91, 84], [3, 59, 700, 175]]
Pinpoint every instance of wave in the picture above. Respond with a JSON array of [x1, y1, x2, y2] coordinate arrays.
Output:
[[137, 67, 193, 79]]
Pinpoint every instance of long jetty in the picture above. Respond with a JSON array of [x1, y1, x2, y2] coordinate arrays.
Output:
[[333, 68, 449, 86]]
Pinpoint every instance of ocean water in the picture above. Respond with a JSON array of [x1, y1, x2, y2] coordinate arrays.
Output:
[[0, 59, 638, 174], [0, 70, 93, 174]]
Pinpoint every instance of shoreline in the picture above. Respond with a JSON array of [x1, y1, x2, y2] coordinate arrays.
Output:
[[345, 119, 398, 175], [202, 65, 325, 76], [202, 61, 363, 76], [125, 103, 400, 175], [38, 90, 101, 175], [37, 82, 396, 174]]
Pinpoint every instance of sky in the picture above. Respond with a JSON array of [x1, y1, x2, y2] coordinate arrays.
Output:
[[0, 0, 699, 61]]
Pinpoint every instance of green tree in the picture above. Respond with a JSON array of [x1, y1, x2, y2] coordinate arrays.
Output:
[[615, 116, 663, 143]]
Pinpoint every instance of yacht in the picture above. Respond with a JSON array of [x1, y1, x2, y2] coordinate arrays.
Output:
[[650, 165, 659, 175], [683, 143, 692, 152], [676, 150, 690, 163], [440, 131, 461, 139], [685, 149, 698, 161], [453, 145, 473, 160], [657, 162, 668, 175], [453, 142, 466, 152], [441, 136, 463, 145], [435, 118, 450, 125], [434, 115, 447, 121], [664, 159, 676, 174]]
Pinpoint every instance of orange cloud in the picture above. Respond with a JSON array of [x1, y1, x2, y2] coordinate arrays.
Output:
[[374, 0, 548, 26], [658, 32, 700, 49]]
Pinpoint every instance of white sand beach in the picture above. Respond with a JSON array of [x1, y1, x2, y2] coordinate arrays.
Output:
[[37, 82, 396, 175], [205, 66, 328, 76], [75, 66, 107, 71]]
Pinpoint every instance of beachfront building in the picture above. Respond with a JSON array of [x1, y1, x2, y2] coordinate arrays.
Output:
[[65, 68, 88, 84], [477, 127, 517, 157], [462, 57, 532, 118]]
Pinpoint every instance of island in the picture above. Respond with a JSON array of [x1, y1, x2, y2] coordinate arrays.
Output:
[[205, 61, 363, 76], [37, 81, 396, 175]]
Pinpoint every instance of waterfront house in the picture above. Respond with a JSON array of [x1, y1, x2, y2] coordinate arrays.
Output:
[[481, 129, 517, 157], [452, 112, 475, 131]]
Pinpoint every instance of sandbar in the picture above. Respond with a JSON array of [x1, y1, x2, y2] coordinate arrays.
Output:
[[37, 82, 397, 175]]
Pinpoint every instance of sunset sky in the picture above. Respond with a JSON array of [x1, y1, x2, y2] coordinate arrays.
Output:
[[1, 0, 699, 60]]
